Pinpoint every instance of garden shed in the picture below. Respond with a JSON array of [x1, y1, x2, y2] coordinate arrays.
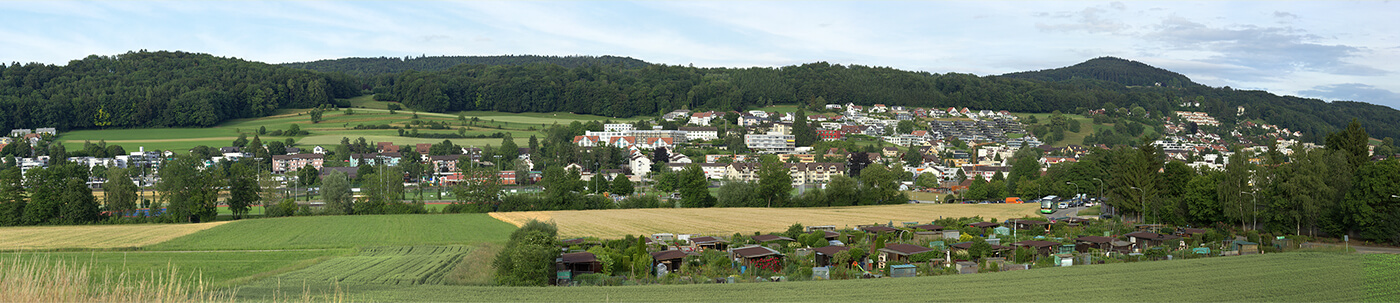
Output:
[[813, 245, 851, 267], [877, 243, 935, 269], [752, 234, 796, 243], [650, 250, 688, 274], [1075, 236, 1116, 253], [1011, 240, 1062, 256], [1125, 231, 1182, 248], [890, 264, 917, 278], [732, 245, 785, 273], [689, 236, 729, 251]]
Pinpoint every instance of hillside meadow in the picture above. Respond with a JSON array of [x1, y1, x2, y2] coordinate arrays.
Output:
[[490, 203, 1039, 238], [58, 96, 646, 152]]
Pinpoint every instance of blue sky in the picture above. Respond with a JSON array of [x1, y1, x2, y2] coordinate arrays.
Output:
[[3, 1, 1398, 109]]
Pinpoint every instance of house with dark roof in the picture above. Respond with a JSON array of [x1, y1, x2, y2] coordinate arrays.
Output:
[[1009, 219, 1050, 231]]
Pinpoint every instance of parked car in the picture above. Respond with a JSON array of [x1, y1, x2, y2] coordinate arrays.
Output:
[[1057, 202, 1069, 209]]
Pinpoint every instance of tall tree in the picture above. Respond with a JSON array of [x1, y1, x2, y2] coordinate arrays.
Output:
[[757, 158, 793, 207], [226, 161, 260, 219], [793, 109, 817, 146], [322, 170, 352, 215], [158, 154, 222, 223], [677, 164, 713, 208], [0, 167, 27, 226], [103, 167, 139, 216]]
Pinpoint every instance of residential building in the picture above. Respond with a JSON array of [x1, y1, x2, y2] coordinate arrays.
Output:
[[745, 134, 795, 154], [271, 154, 325, 173], [680, 127, 718, 141], [817, 129, 843, 141], [603, 123, 635, 132]]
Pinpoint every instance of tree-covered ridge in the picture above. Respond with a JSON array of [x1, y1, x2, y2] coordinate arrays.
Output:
[[999, 57, 1199, 88], [281, 55, 651, 77], [383, 60, 1400, 141], [0, 50, 356, 131]]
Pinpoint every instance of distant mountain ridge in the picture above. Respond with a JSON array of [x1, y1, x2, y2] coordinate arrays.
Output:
[[281, 55, 651, 76], [998, 57, 1198, 88]]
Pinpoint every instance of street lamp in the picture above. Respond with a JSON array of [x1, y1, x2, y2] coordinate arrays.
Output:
[[1091, 178, 1104, 203], [1066, 181, 1081, 201], [1129, 186, 1146, 224], [1242, 191, 1258, 231]]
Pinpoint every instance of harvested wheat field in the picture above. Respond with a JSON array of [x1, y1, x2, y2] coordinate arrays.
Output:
[[0, 222, 228, 250], [490, 203, 1039, 238]]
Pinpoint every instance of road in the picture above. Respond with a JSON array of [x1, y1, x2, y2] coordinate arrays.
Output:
[[1048, 205, 1087, 218]]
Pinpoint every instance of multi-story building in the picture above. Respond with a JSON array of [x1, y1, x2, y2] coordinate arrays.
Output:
[[680, 127, 718, 141], [745, 134, 795, 154], [271, 154, 325, 173]]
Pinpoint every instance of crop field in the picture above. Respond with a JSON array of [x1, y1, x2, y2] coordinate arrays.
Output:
[[0, 222, 228, 251], [250, 246, 471, 287], [1364, 254, 1400, 301], [0, 249, 346, 287], [148, 214, 516, 251], [490, 203, 1038, 238], [237, 252, 1372, 302]]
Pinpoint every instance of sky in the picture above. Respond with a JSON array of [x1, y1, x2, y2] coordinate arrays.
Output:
[[3, 1, 1398, 109]]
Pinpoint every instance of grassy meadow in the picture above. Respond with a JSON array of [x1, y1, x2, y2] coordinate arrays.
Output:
[[489, 203, 1039, 239], [58, 95, 649, 153]]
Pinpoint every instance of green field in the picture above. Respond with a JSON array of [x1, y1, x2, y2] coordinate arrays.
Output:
[[237, 245, 474, 298], [240, 252, 1381, 302], [147, 214, 516, 251], [0, 249, 347, 287], [58, 97, 650, 152]]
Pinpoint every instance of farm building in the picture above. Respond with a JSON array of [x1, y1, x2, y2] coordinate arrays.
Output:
[[555, 252, 601, 285], [876, 243, 935, 269], [689, 236, 729, 251], [812, 245, 851, 267], [732, 245, 784, 273]]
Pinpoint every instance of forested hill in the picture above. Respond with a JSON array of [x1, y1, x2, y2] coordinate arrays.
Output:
[[998, 57, 1199, 88], [0, 51, 357, 131], [379, 60, 1400, 141], [281, 55, 650, 77]]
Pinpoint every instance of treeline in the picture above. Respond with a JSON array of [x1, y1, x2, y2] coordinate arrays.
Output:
[[281, 55, 650, 77], [0, 50, 356, 131], [371, 59, 1400, 142], [961, 120, 1399, 244]]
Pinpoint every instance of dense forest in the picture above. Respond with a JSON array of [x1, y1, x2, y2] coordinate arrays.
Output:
[[0, 51, 356, 131], [281, 55, 650, 77], [3, 51, 1398, 142]]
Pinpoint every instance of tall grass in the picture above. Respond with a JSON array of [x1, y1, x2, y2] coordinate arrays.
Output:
[[0, 256, 230, 302]]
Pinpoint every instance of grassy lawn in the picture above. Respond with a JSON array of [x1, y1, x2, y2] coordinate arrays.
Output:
[[1079, 205, 1102, 216], [239, 252, 1375, 302], [906, 191, 946, 202], [147, 214, 516, 251]]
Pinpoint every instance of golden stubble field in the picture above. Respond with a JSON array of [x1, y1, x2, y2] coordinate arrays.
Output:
[[490, 203, 1039, 238], [0, 222, 228, 250]]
